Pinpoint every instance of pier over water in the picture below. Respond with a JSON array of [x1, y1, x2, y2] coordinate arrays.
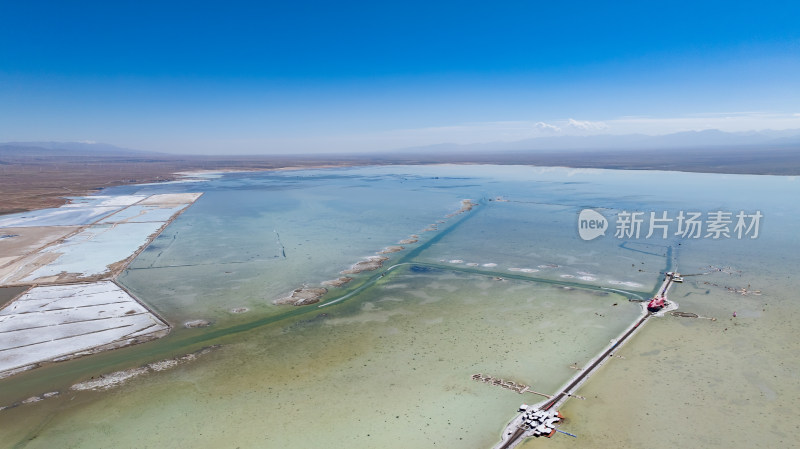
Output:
[[494, 271, 680, 449]]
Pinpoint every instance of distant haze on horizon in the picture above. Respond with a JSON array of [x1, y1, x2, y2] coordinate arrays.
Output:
[[1, 1, 799, 155], [5, 127, 800, 158]]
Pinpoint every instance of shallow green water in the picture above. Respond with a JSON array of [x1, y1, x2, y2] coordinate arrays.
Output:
[[2, 270, 639, 449]]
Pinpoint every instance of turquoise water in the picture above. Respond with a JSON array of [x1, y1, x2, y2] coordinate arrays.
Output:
[[1, 165, 798, 449], [98, 204, 187, 224]]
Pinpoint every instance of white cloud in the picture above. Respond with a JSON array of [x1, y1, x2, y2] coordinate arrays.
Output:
[[535, 121, 561, 133], [567, 118, 608, 132]]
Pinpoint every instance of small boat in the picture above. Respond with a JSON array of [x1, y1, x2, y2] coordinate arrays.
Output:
[[647, 296, 666, 312]]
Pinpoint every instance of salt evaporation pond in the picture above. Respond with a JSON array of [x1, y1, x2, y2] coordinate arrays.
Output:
[[22, 222, 165, 281], [96, 204, 187, 224], [0, 195, 146, 227], [1, 165, 798, 449]]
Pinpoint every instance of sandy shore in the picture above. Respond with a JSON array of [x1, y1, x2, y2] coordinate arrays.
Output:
[[445, 199, 477, 218], [321, 277, 353, 287], [377, 245, 405, 254], [398, 235, 419, 244], [184, 319, 212, 328], [274, 287, 329, 306], [341, 256, 389, 274], [68, 345, 220, 392]]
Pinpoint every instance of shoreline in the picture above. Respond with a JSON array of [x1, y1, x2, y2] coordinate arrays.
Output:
[[4, 156, 799, 217]]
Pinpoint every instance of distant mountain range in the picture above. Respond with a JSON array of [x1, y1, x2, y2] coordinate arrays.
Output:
[[0, 141, 160, 157], [2, 130, 800, 175], [392, 129, 800, 154], [2, 129, 800, 158]]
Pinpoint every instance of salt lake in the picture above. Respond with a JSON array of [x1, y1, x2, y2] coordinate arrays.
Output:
[[1, 165, 797, 449]]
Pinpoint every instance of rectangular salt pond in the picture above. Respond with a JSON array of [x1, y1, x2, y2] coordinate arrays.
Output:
[[0, 206, 121, 228], [97, 205, 187, 224], [0, 193, 201, 285], [0, 195, 147, 228], [0, 282, 168, 377], [21, 222, 164, 282]]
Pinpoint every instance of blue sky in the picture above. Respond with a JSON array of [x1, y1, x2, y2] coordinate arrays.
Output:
[[1, 0, 799, 154]]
